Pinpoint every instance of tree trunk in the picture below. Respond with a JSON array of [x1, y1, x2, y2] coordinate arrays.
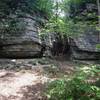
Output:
[[97, 0, 100, 41]]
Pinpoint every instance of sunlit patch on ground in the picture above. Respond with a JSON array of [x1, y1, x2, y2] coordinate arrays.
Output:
[[0, 70, 49, 100]]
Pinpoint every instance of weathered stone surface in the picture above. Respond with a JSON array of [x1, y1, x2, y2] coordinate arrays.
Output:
[[69, 32, 100, 60], [0, 44, 42, 58], [0, 14, 43, 58]]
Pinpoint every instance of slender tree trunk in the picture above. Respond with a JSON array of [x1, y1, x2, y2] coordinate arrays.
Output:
[[97, 0, 100, 41], [97, 0, 100, 25]]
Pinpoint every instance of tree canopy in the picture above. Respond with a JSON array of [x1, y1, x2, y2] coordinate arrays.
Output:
[[0, 0, 99, 38], [40, 0, 99, 38], [0, 0, 54, 18]]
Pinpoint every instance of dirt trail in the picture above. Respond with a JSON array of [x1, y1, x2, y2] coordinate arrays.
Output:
[[0, 70, 49, 100], [0, 58, 75, 100]]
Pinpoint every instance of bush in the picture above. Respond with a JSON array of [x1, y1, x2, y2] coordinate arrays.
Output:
[[45, 65, 100, 100]]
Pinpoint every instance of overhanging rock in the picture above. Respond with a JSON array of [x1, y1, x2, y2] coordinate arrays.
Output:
[[0, 14, 43, 58]]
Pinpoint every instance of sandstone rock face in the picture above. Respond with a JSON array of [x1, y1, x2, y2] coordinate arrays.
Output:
[[0, 14, 42, 58], [69, 33, 100, 60]]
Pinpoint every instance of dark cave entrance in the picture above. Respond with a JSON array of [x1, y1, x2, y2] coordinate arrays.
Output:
[[51, 37, 71, 58]]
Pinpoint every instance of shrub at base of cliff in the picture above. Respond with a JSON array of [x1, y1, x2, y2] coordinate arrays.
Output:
[[45, 65, 100, 100]]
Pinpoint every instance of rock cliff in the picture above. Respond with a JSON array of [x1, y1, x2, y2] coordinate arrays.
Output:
[[0, 13, 43, 58]]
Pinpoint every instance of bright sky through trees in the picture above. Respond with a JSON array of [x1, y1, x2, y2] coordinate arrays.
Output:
[[53, 0, 65, 17]]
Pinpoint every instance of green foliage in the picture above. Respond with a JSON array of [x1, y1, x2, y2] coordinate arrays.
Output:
[[40, 17, 65, 34], [40, 17, 94, 38], [64, 20, 89, 37], [0, 0, 99, 39], [36, 0, 54, 17], [0, 0, 54, 36], [40, 0, 98, 39], [0, 0, 53, 16], [96, 44, 100, 51], [0, 18, 26, 35], [67, 0, 97, 22], [45, 65, 100, 100]]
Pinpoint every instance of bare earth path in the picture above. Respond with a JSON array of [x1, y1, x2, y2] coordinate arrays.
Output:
[[0, 70, 49, 100], [0, 58, 75, 100]]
